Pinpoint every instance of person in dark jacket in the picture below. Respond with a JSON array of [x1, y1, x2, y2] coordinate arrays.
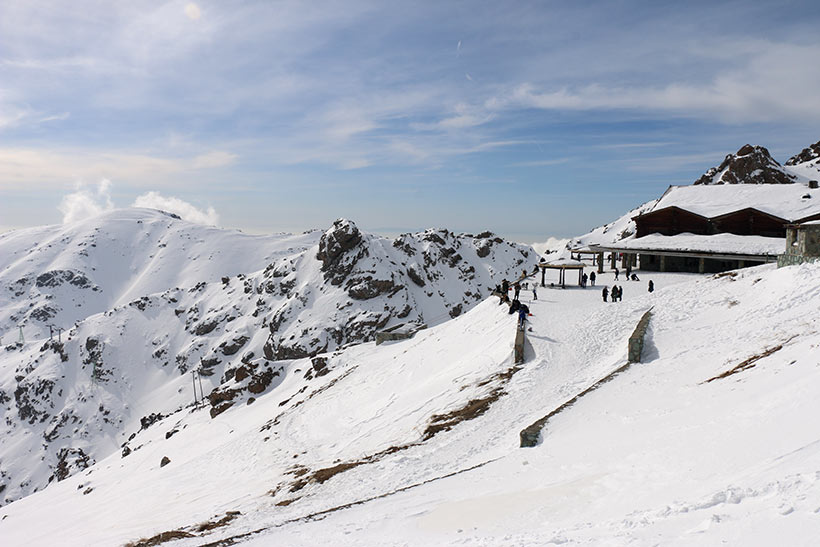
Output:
[[648, 280, 654, 293], [614, 268, 619, 280], [602, 286, 609, 302], [502, 279, 509, 294], [590, 271, 596, 286], [513, 281, 521, 301], [509, 299, 521, 314], [518, 303, 530, 327]]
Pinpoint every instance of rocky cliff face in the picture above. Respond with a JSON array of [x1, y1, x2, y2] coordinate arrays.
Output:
[[785, 140, 820, 167], [0, 214, 535, 506], [694, 144, 796, 185]]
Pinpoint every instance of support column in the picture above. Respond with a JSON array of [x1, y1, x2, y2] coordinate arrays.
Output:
[[597, 253, 604, 274], [540, 266, 545, 287], [660, 255, 667, 272], [698, 257, 705, 274], [610, 252, 617, 270]]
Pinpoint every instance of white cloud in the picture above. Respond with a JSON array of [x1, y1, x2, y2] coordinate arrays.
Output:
[[192, 150, 237, 169], [132, 191, 218, 225], [58, 180, 114, 223], [184, 3, 202, 21], [0, 147, 238, 190]]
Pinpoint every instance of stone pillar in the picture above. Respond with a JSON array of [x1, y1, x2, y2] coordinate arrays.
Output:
[[540, 266, 545, 287], [660, 255, 666, 272], [698, 257, 705, 274], [610, 252, 617, 270], [597, 253, 604, 274]]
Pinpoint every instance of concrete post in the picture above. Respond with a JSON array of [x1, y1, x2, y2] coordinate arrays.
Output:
[[698, 257, 705, 274], [660, 255, 666, 272], [597, 253, 604, 274]]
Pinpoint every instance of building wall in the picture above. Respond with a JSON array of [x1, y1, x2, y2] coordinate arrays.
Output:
[[711, 209, 786, 238], [636, 208, 710, 238], [639, 253, 764, 273]]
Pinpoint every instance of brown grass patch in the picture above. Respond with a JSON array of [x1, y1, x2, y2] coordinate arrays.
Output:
[[704, 344, 784, 383], [124, 530, 194, 547]]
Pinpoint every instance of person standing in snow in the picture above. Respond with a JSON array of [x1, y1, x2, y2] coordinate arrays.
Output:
[[614, 267, 619, 280], [532, 282, 537, 300], [590, 271, 596, 286], [518, 303, 530, 328], [648, 280, 654, 293], [582, 273, 588, 287], [502, 279, 509, 294], [626, 265, 632, 280], [513, 281, 521, 301], [602, 286, 609, 302]]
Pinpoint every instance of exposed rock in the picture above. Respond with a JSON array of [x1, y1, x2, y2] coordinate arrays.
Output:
[[160, 456, 171, 467], [316, 219, 364, 285], [785, 140, 820, 166], [52, 448, 92, 482], [694, 144, 796, 185]]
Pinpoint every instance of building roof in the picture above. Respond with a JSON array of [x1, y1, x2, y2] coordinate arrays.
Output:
[[648, 184, 820, 221], [593, 233, 783, 257]]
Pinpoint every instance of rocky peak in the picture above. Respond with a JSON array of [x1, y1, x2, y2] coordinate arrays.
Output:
[[694, 144, 796, 185], [785, 140, 820, 166], [316, 219, 365, 285]]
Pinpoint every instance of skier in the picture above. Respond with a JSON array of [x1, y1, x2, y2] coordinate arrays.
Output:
[[532, 282, 538, 300], [590, 271, 596, 286], [602, 286, 608, 302], [648, 280, 654, 293]]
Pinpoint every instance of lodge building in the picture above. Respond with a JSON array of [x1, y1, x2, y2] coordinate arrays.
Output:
[[590, 183, 820, 274]]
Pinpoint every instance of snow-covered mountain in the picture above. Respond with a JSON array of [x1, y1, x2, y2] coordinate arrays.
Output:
[[694, 144, 797, 185], [0, 210, 535, 506], [785, 139, 820, 182]]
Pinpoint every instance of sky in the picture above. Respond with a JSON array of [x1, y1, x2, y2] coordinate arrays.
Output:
[[1, 0, 819, 242]]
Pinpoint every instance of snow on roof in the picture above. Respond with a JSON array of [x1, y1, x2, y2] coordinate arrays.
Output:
[[544, 257, 585, 267], [649, 184, 820, 220], [611, 232, 784, 256]]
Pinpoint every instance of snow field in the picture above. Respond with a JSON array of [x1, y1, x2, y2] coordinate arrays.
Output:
[[2, 261, 820, 546]]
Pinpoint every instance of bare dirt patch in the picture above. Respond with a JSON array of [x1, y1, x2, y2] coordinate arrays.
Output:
[[704, 344, 786, 383]]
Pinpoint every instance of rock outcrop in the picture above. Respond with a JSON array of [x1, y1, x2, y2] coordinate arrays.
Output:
[[694, 144, 796, 185], [786, 140, 820, 166]]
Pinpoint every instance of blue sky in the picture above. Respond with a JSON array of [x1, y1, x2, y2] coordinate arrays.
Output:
[[1, 0, 819, 241]]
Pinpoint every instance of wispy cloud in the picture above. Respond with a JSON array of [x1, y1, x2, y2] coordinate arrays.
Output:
[[132, 191, 218, 225], [512, 158, 572, 167], [55, 180, 219, 225], [0, 147, 238, 190], [58, 180, 114, 223]]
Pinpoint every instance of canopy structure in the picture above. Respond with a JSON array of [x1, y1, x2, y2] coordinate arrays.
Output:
[[538, 258, 585, 288]]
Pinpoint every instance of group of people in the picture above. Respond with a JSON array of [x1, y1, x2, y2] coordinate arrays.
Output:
[[495, 274, 535, 328], [580, 271, 596, 288], [602, 285, 623, 302]]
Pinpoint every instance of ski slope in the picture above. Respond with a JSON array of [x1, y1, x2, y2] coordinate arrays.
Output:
[[2, 261, 819, 546]]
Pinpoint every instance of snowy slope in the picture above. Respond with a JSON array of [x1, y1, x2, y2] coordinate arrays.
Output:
[[785, 140, 820, 182], [563, 199, 658, 252], [0, 208, 319, 343], [1, 260, 819, 546], [0, 212, 536, 506]]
